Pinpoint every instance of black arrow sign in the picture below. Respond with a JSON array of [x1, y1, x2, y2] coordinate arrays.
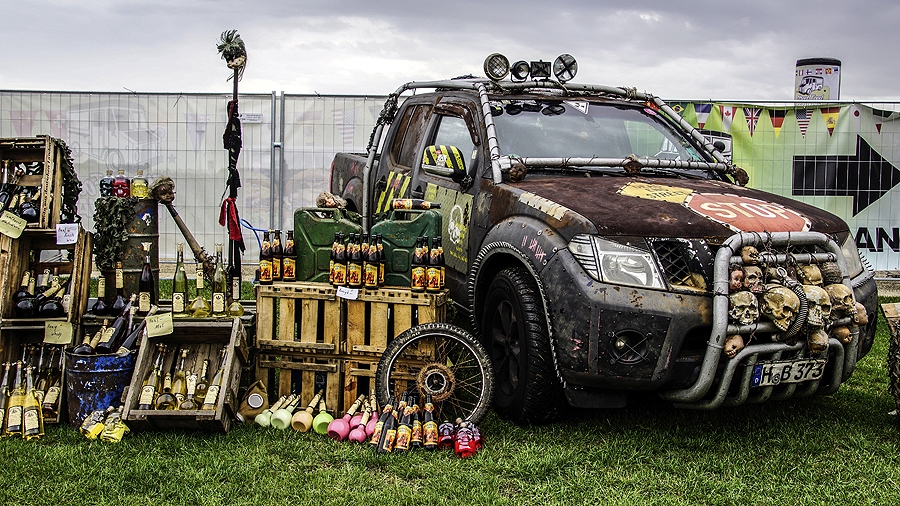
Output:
[[792, 135, 900, 216]]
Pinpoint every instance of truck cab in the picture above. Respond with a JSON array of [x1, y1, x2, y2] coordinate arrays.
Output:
[[331, 54, 879, 423]]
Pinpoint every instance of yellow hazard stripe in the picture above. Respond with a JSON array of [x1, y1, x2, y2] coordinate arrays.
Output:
[[449, 145, 465, 170], [398, 173, 410, 201], [376, 171, 396, 214]]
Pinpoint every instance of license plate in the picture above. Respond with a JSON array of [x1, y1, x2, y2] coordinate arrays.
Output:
[[751, 358, 827, 387]]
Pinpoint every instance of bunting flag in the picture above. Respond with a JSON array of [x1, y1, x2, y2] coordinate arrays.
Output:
[[694, 103, 713, 129], [768, 109, 787, 137], [719, 105, 736, 133], [796, 109, 811, 137], [820, 106, 841, 136], [743, 107, 761, 136], [8, 111, 35, 137]]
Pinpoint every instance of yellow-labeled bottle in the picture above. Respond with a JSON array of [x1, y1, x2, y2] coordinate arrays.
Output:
[[171, 349, 189, 407], [212, 244, 227, 315], [201, 348, 227, 410], [189, 263, 212, 317], [4, 362, 25, 436], [137, 345, 165, 410], [22, 366, 44, 440]]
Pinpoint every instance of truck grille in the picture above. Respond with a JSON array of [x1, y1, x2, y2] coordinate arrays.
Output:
[[651, 239, 713, 291]]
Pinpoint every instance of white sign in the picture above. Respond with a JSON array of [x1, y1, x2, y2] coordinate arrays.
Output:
[[56, 223, 79, 245]]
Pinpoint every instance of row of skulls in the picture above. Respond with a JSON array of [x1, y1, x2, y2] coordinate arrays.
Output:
[[724, 246, 868, 359]]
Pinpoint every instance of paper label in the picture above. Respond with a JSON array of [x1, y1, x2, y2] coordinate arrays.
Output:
[[43, 387, 60, 407], [44, 321, 74, 344], [172, 293, 185, 313], [204, 385, 220, 407], [212, 293, 225, 313], [139, 292, 151, 312], [23, 407, 39, 432], [196, 265, 205, 289], [116, 269, 124, 288], [0, 211, 27, 238], [186, 374, 197, 395], [56, 223, 79, 245], [138, 385, 156, 406], [336, 286, 359, 300], [7, 405, 22, 429], [147, 312, 174, 337]]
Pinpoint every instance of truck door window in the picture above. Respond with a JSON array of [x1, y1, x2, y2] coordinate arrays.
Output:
[[432, 115, 476, 172], [390, 104, 433, 169]]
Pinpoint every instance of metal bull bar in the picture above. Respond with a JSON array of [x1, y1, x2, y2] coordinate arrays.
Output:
[[659, 231, 857, 409]]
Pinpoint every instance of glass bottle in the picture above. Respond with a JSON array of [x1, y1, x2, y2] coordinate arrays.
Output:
[[154, 372, 177, 410], [114, 305, 157, 357], [0, 160, 12, 212], [364, 233, 380, 290], [179, 368, 199, 410], [331, 233, 347, 287], [80, 406, 114, 440], [74, 319, 108, 355], [90, 270, 109, 315], [138, 242, 157, 315], [436, 235, 445, 288], [259, 231, 273, 286], [193, 359, 210, 406], [426, 236, 442, 293], [393, 400, 414, 452], [130, 169, 149, 198], [369, 403, 393, 448], [36, 268, 51, 294], [112, 168, 130, 198], [422, 394, 438, 451], [0, 363, 10, 435], [376, 234, 385, 287], [111, 262, 127, 315], [282, 231, 296, 282], [172, 243, 188, 316], [41, 352, 63, 420], [409, 397, 423, 449], [23, 366, 44, 439], [347, 233, 362, 288], [189, 262, 211, 317], [212, 243, 227, 316], [17, 190, 39, 224], [99, 168, 115, 197], [171, 349, 189, 407], [226, 276, 245, 317], [411, 237, 427, 292], [94, 294, 136, 354], [201, 348, 227, 410], [271, 230, 283, 282], [12, 271, 32, 305], [138, 345, 165, 410], [32, 345, 47, 404], [376, 403, 399, 454], [4, 362, 25, 436], [391, 199, 441, 210], [329, 232, 339, 284]]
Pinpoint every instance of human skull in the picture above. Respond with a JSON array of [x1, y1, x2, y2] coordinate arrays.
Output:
[[742, 266, 764, 294], [832, 325, 852, 344], [824, 284, 856, 319], [740, 245, 760, 265], [724, 334, 745, 359], [797, 265, 823, 287], [729, 291, 760, 326], [820, 262, 843, 285], [803, 285, 832, 329], [729, 266, 744, 292], [760, 284, 801, 331], [852, 303, 869, 326], [807, 328, 829, 354]]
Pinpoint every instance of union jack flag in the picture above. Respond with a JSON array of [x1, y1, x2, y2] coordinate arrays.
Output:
[[743, 108, 761, 135]]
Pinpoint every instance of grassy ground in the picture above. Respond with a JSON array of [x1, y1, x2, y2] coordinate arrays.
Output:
[[0, 298, 897, 505]]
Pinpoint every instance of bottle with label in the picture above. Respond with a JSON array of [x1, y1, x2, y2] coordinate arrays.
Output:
[[259, 231, 273, 285], [130, 169, 149, 198], [364, 233, 380, 290], [426, 236, 442, 293], [212, 244, 227, 315], [179, 369, 199, 410], [0, 362, 10, 435], [172, 243, 188, 316], [12, 271, 32, 305], [410, 237, 427, 292], [17, 190, 40, 224], [391, 199, 441, 210], [22, 366, 44, 439], [32, 345, 47, 404], [112, 168, 130, 198], [74, 319, 108, 355], [154, 371, 177, 410], [201, 347, 227, 410], [329, 232, 339, 284], [36, 276, 70, 318], [170, 349, 188, 408], [111, 262, 127, 315], [227, 277, 245, 317], [138, 345, 165, 410], [393, 401, 414, 452], [438, 420, 455, 449], [99, 406, 130, 442], [376, 234, 385, 286], [347, 233, 362, 288], [4, 362, 25, 436], [79, 406, 114, 440], [94, 294, 136, 354], [194, 359, 210, 406], [41, 351, 62, 420], [114, 305, 157, 357], [369, 403, 393, 447], [189, 263, 212, 317], [436, 235, 445, 288], [376, 403, 400, 454], [138, 242, 157, 315], [99, 169, 115, 197], [282, 231, 296, 282], [453, 418, 479, 458], [409, 397, 423, 449], [331, 233, 347, 287], [271, 230, 283, 282]]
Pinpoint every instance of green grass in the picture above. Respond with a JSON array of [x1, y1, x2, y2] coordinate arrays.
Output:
[[1, 299, 898, 505]]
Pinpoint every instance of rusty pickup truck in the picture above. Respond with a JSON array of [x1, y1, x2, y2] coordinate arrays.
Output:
[[330, 54, 878, 423]]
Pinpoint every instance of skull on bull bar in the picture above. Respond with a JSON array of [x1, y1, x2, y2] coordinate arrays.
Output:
[[740, 245, 760, 265], [803, 285, 832, 329], [797, 264, 824, 287], [825, 283, 856, 319], [728, 291, 760, 326], [760, 284, 800, 332], [742, 266, 764, 294], [724, 334, 745, 359]]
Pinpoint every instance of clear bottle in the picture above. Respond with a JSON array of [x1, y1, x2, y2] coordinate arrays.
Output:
[[154, 371, 177, 410], [172, 243, 188, 316], [22, 366, 44, 439], [0, 363, 11, 435], [282, 231, 296, 282], [226, 276, 245, 317], [259, 231, 273, 285], [193, 359, 210, 406], [171, 349, 189, 407], [130, 169, 149, 198], [189, 263, 212, 317], [137, 345, 165, 410], [138, 242, 157, 315], [271, 230, 283, 282], [201, 348, 227, 410], [4, 362, 25, 436], [112, 168, 130, 198], [212, 244, 227, 316], [41, 351, 63, 420], [80, 406, 114, 440], [179, 369, 199, 410], [99, 169, 115, 197]]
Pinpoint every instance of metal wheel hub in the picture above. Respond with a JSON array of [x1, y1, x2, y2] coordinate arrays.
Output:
[[416, 362, 456, 402]]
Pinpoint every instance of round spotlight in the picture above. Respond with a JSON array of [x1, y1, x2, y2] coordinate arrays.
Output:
[[484, 53, 510, 81], [553, 53, 578, 83], [510, 60, 530, 82]]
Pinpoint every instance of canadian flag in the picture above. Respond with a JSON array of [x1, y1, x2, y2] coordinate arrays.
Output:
[[719, 106, 736, 133]]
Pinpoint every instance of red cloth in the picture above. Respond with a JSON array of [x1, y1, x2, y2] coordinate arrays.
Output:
[[219, 197, 245, 251]]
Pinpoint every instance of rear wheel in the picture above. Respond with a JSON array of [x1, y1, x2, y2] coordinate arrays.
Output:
[[481, 266, 564, 423]]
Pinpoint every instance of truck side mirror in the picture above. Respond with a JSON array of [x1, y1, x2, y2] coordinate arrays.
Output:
[[421, 145, 467, 183]]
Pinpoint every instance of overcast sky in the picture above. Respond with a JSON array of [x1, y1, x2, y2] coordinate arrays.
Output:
[[3, 0, 899, 101]]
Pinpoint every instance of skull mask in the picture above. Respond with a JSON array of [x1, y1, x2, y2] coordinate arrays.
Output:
[[761, 284, 800, 332], [724, 334, 745, 359], [824, 284, 856, 319], [728, 291, 760, 326], [807, 328, 829, 354], [740, 245, 760, 265], [832, 325, 852, 344], [797, 265, 823, 287], [729, 266, 744, 292], [742, 266, 764, 294], [803, 285, 832, 329]]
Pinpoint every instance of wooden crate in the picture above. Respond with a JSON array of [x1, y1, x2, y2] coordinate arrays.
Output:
[[122, 318, 249, 432], [0, 339, 68, 424], [0, 136, 67, 230], [254, 352, 342, 418], [0, 226, 92, 325], [255, 282, 447, 356]]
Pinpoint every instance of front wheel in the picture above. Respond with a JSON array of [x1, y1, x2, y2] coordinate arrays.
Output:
[[482, 266, 565, 424], [376, 322, 494, 424]]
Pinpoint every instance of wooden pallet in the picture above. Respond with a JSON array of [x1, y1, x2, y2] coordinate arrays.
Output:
[[0, 136, 67, 230], [254, 353, 342, 417]]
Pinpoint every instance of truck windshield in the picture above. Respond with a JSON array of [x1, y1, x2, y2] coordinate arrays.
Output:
[[491, 100, 705, 163]]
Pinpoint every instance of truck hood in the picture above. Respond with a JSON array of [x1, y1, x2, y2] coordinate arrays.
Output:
[[511, 176, 848, 239]]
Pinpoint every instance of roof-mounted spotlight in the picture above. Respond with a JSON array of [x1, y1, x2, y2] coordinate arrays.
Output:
[[484, 53, 510, 82], [530, 60, 551, 79], [553, 54, 578, 83], [510, 61, 530, 82]]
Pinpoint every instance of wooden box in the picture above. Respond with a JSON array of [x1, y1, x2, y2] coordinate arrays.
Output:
[[0, 340, 68, 424], [254, 352, 342, 417], [122, 318, 249, 432], [345, 286, 447, 357], [0, 136, 67, 230]]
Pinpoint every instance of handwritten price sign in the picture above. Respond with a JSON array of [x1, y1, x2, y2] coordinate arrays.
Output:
[[0, 211, 26, 239], [147, 312, 174, 337], [44, 321, 74, 344]]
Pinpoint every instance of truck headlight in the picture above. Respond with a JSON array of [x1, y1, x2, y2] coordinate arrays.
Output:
[[840, 234, 865, 278], [568, 235, 665, 289]]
